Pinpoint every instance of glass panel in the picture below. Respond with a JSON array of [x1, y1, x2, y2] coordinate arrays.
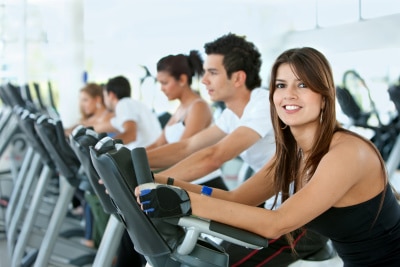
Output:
[[317, 0, 359, 27], [287, 0, 317, 31], [362, 0, 400, 18]]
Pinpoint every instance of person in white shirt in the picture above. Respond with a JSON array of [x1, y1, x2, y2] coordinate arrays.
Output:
[[103, 75, 162, 149], [146, 34, 274, 189]]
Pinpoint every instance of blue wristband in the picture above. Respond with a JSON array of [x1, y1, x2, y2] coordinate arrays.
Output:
[[201, 186, 213, 196]]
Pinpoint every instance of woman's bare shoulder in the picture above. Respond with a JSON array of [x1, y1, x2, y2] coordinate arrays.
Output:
[[329, 130, 379, 163], [190, 97, 211, 110], [331, 130, 371, 148]]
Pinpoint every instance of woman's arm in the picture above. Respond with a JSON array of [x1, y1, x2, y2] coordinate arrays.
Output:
[[147, 125, 225, 169], [189, 135, 385, 238], [147, 100, 212, 151], [146, 132, 168, 150], [155, 159, 275, 206], [91, 119, 117, 133], [179, 100, 212, 140]]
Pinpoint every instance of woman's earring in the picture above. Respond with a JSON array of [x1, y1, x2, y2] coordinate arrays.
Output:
[[320, 110, 323, 123], [281, 124, 288, 130]]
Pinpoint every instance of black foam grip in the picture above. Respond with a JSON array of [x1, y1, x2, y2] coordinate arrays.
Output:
[[131, 147, 153, 185]]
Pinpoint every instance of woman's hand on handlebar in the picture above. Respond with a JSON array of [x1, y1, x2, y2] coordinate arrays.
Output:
[[135, 183, 192, 218]]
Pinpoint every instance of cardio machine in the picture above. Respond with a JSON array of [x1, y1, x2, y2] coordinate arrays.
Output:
[[69, 125, 125, 267], [89, 136, 268, 267]]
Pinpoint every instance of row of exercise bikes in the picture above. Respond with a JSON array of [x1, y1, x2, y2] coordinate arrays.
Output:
[[1, 69, 400, 267]]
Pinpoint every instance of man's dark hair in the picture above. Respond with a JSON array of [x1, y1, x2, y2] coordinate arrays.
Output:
[[105, 75, 131, 99], [204, 33, 262, 90]]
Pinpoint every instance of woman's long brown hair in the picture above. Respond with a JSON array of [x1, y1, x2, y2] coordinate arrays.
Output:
[[266, 47, 388, 248]]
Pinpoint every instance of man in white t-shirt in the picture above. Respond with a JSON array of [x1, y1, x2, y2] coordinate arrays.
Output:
[[103, 76, 162, 149], [147, 34, 274, 186], [146, 33, 328, 266]]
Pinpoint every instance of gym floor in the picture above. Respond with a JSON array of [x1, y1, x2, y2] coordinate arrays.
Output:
[[0, 234, 9, 267]]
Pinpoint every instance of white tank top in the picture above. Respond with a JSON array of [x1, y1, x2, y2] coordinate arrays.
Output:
[[164, 121, 185, 143], [164, 98, 205, 143]]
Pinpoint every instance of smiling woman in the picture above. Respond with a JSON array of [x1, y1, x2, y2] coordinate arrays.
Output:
[[273, 63, 325, 130]]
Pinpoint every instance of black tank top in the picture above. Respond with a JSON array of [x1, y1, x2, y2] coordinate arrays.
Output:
[[307, 185, 400, 266]]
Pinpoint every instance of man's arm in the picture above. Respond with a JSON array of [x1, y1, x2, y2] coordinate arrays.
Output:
[[147, 125, 226, 169], [114, 120, 137, 145], [157, 126, 261, 182]]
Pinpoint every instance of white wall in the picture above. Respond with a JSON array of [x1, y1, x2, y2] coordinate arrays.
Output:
[[1, 0, 400, 122]]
